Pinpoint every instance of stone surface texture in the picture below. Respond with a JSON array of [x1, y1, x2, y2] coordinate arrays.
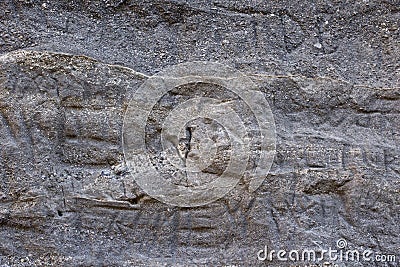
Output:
[[0, 0, 399, 266]]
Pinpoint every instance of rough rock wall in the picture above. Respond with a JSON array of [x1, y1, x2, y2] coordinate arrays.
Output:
[[0, 1, 399, 266]]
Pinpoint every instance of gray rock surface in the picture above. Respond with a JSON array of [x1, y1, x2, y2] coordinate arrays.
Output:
[[0, 1, 399, 266]]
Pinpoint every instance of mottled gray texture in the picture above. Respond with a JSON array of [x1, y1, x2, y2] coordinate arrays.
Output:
[[0, 1, 399, 266], [122, 61, 275, 207]]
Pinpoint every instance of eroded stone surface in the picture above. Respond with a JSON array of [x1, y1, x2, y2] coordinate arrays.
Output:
[[0, 1, 399, 266]]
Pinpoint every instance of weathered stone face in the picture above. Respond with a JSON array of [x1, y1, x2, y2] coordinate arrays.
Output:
[[122, 61, 276, 207], [0, 1, 399, 266]]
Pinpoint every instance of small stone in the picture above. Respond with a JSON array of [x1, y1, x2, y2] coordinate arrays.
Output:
[[314, 42, 322, 49]]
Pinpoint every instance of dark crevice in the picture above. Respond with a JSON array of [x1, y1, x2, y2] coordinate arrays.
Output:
[[123, 194, 146, 205], [184, 126, 192, 160]]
